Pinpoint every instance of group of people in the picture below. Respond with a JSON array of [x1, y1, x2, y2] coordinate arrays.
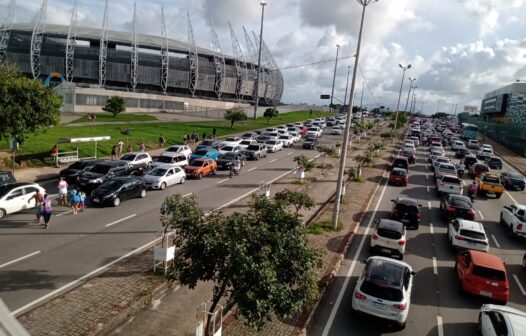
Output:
[[110, 140, 126, 160], [86, 113, 97, 122], [183, 132, 200, 145], [28, 191, 52, 229]]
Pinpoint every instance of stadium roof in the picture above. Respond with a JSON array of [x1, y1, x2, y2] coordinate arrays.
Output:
[[12, 23, 237, 61]]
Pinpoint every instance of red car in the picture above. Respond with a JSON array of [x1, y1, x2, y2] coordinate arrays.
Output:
[[402, 150, 416, 164], [389, 168, 408, 186], [470, 163, 490, 179], [455, 250, 509, 304]]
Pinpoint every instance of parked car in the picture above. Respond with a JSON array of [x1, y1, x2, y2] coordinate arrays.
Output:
[[162, 145, 192, 159], [440, 194, 476, 221], [0, 182, 46, 219], [78, 160, 134, 191], [500, 204, 526, 238], [185, 158, 217, 179], [477, 147, 493, 161], [142, 164, 186, 190], [500, 171, 526, 191], [196, 139, 221, 150], [120, 152, 153, 170], [306, 127, 322, 137], [302, 137, 317, 149], [470, 163, 490, 179], [241, 144, 268, 160], [455, 250, 509, 304], [278, 135, 294, 148], [241, 132, 257, 140], [331, 127, 343, 135], [448, 219, 489, 252], [152, 153, 188, 169], [90, 176, 147, 207], [239, 139, 257, 149], [370, 219, 407, 260], [401, 150, 416, 164], [59, 159, 101, 184], [351, 256, 415, 329], [434, 163, 457, 178], [451, 140, 466, 151], [462, 154, 479, 170], [265, 140, 284, 153], [391, 156, 409, 172], [478, 304, 526, 336], [391, 197, 421, 229], [485, 156, 503, 170], [189, 148, 220, 161], [216, 152, 247, 170], [389, 168, 409, 186]]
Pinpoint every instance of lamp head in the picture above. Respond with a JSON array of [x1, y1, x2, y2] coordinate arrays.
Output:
[[407, 64, 412, 69], [260, 0, 266, 5], [336, 44, 341, 48]]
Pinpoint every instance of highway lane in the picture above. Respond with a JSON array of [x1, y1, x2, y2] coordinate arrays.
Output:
[[309, 142, 526, 335], [0, 133, 343, 313]]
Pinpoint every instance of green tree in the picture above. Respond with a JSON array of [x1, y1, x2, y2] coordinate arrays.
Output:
[[263, 107, 279, 124], [161, 193, 320, 333], [293, 154, 316, 172], [224, 107, 247, 128], [0, 64, 61, 142], [274, 189, 315, 214], [102, 96, 126, 117]]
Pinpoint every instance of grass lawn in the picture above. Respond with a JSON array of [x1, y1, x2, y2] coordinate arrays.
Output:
[[1, 110, 334, 167], [70, 113, 158, 123]]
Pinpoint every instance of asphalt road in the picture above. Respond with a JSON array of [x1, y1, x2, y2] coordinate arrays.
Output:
[[0, 132, 343, 314], [308, 141, 526, 335]]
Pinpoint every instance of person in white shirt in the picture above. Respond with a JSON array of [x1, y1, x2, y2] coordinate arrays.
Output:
[[57, 177, 68, 206]]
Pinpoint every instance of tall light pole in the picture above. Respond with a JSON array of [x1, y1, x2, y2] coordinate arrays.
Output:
[[360, 80, 365, 111], [329, 44, 341, 113], [403, 77, 416, 112], [253, 0, 267, 120], [410, 87, 417, 113], [343, 65, 351, 113], [393, 63, 411, 131], [332, 0, 378, 230]]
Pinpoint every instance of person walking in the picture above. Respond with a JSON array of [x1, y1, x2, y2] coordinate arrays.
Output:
[[69, 189, 80, 215], [57, 177, 68, 206], [79, 191, 86, 212], [212, 128, 217, 138], [117, 140, 124, 157], [138, 142, 145, 152], [127, 145, 133, 153], [159, 134, 165, 148], [111, 144, 117, 160], [42, 194, 53, 229], [28, 190, 44, 223]]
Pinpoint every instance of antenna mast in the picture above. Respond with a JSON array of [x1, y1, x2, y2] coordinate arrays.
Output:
[[229, 23, 248, 102], [65, 0, 78, 82], [160, 6, 169, 93], [0, 0, 16, 65], [99, 0, 109, 86]]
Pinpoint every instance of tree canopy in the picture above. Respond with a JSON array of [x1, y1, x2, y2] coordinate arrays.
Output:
[[263, 107, 279, 124], [102, 96, 126, 117], [224, 107, 247, 128], [161, 192, 320, 332], [0, 64, 62, 142]]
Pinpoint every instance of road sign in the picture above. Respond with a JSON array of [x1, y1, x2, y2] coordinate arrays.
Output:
[[320, 94, 331, 100]]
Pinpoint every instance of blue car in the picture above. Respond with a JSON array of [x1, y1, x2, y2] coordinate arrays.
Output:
[[190, 148, 220, 161]]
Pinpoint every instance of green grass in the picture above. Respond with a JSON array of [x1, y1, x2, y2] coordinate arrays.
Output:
[[1, 110, 334, 166], [70, 113, 158, 123], [305, 220, 342, 235]]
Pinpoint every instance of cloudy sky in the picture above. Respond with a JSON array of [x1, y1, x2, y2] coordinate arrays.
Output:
[[3, 0, 526, 114]]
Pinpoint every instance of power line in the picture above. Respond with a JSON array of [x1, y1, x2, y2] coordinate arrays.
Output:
[[271, 55, 355, 71], [358, 64, 379, 106]]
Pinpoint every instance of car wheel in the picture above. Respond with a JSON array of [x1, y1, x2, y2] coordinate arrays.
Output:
[[398, 254, 404, 261], [198, 173, 203, 180], [160, 182, 166, 190], [521, 187, 525, 191], [499, 214, 505, 225], [212, 168, 216, 176], [256, 155, 260, 160], [522, 256, 526, 269], [397, 322, 406, 330], [496, 193, 502, 199], [0, 208, 5, 219], [180, 176, 186, 184], [140, 189, 147, 198], [508, 225, 514, 238], [113, 197, 121, 207]]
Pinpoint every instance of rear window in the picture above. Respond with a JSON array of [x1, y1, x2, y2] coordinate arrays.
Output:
[[483, 176, 500, 184], [441, 176, 461, 184], [472, 266, 505, 281], [396, 203, 418, 214], [451, 198, 472, 208], [361, 261, 405, 301], [392, 170, 407, 176], [246, 145, 260, 151], [459, 229, 486, 240], [377, 228, 403, 240]]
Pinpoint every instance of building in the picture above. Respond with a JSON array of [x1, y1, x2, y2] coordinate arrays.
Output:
[[463, 105, 478, 115], [0, 4, 283, 114], [481, 83, 526, 123]]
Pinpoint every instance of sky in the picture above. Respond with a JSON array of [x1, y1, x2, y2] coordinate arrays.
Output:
[[2, 0, 526, 114]]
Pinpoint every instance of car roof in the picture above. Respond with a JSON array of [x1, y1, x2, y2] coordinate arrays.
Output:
[[482, 304, 526, 334], [378, 219, 404, 232], [458, 219, 484, 232], [396, 196, 418, 206], [108, 176, 140, 182], [152, 163, 181, 169], [126, 151, 150, 156], [0, 182, 38, 190], [468, 250, 505, 270]]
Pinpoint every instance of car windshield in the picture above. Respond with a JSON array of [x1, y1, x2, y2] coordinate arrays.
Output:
[[165, 146, 180, 152], [225, 137, 237, 142], [459, 229, 486, 240], [392, 170, 406, 176], [396, 203, 418, 214], [450, 197, 472, 208], [194, 150, 208, 156], [266, 141, 277, 145], [157, 156, 173, 163], [149, 168, 167, 177], [101, 179, 124, 189], [490, 158, 501, 163], [472, 266, 505, 281], [475, 165, 489, 172], [246, 145, 260, 151], [89, 165, 111, 174], [240, 141, 252, 145], [189, 160, 204, 167], [361, 260, 404, 301], [120, 154, 136, 161], [220, 153, 235, 160], [483, 176, 500, 184], [279, 136, 289, 139], [507, 172, 523, 179], [223, 146, 235, 152], [442, 176, 460, 184]]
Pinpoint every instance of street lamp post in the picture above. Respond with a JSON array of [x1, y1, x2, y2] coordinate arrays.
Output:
[[331, 0, 378, 230], [329, 44, 341, 113], [393, 63, 411, 132], [403, 77, 416, 112], [253, 0, 267, 120], [343, 65, 351, 113]]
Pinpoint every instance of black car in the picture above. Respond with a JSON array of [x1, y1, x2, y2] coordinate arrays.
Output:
[[440, 194, 475, 221], [500, 171, 526, 191], [196, 140, 221, 151], [90, 176, 147, 207], [78, 160, 133, 191], [455, 148, 471, 159], [391, 197, 421, 229], [0, 171, 15, 187], [302, 137, 317, 149], [59, 159, 101, 184], [462, 154, 478, 170], [216, 152, 246, 170], [485, 156, 503, 170], [391, 156, 409, 171]]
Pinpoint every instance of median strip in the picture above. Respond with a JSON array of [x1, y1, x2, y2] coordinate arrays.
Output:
[[0, 251, 41, 269], [105, 214, 137, 227]]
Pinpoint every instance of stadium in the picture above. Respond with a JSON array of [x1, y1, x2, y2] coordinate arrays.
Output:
[[0, 2, 284, 114]]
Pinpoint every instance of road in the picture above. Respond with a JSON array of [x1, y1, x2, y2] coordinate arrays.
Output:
[[309, 141, 526, 335], [0, 133, 341, 315]]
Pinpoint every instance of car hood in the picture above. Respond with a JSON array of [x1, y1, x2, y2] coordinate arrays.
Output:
[[143, 175, 162, 182], [92, 186, 119, 197], [80, 172, 105, 180], [185, 166, 202, 170], [60, 168, 82, 176]]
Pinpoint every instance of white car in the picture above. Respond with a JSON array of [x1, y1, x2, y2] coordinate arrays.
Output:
[[370, 219, 407, 260], [307, 127, 322, 137], [142, 164, 186, 190], [352, 256, 415, 329], [467, 139, 481, 149], [265, 140, 284, 152], [331, 127, 343, 135], [451, 141, 466, 151], [289, 131, 301, 142], [120, 152, 153, 169], [218, 145, 242, 155], [151, 153, 188, 169], [278, 135, 294, 148], [238, 139, 257, 150], [479, 304, 526, 336], [0, 182, 46, 219], [162, 145, 192, 159], [482, 144, 493, 152], [220, 136, 243, 147], [448, 219, 489, 252]]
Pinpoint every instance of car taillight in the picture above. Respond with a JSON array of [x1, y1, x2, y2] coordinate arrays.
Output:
[[399, 240, 406, 246], [447, 207, 455, 212], [354, 292, 367, 301], [392, 208, 398, 215], [393, 304, 407, 310], [518, 223, 523, 231], [455, 235, 464, 241], [372, 234, 378, 240], [468, 210, 476, 215]]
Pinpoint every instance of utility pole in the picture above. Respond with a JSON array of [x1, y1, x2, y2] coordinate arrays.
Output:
[[329, 44, 341, 113], [403, 77, 416, 112], [393, 64, 411, 132], [343, 66, 351, 113]]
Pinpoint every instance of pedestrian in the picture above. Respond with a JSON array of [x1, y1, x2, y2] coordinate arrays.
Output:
[[79, 191, 86, 212], [92, 113, 97, 122], [127, 145, 132, 153], [194, 133, 199, 143], [69, 189, 80, 215], [57, 177, 68, 206], [117, 140, 124, 156], [28, 189, 44, 223], [111, 144, 117, 160], [50, 144, 58, 167], [183, 134, 188, 145], [202, 132, 206, 141], [42, 194, 53, 229], [212, 128, 217, 138], [159, 134, 165, 148], [139, 142, 145, 152]]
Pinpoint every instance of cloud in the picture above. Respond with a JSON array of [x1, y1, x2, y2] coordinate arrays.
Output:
[[459, 0, 525, 36]]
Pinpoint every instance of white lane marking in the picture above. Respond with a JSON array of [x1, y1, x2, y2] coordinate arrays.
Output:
[[505, 191, 519, 205], [426, 165, 429, 170], [491, 234, 500, 248], [513, 274, 526, 296], [269, 159, 277, 163], [287, 151, 294, 156], [437, 316, 444, 336], [183, 193, 193, 198], [433, 257, 438, 275], [105, 214, 137, 227], [321, 176, 390, 336], [56, 210, 73, 217], [430, 223, 434, 234], [478, 210, 485, 220], [428, 201, 432, 210], [426, 174, 429, 180], [0, 251, 41, 269], [217, 178, 230, 184], [247, 167, 257, 172], [427, 186, 430, 192]]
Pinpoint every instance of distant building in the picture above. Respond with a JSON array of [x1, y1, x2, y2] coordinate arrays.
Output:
[[481, 83, 526, 123], [463, 105, 478, 115]]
